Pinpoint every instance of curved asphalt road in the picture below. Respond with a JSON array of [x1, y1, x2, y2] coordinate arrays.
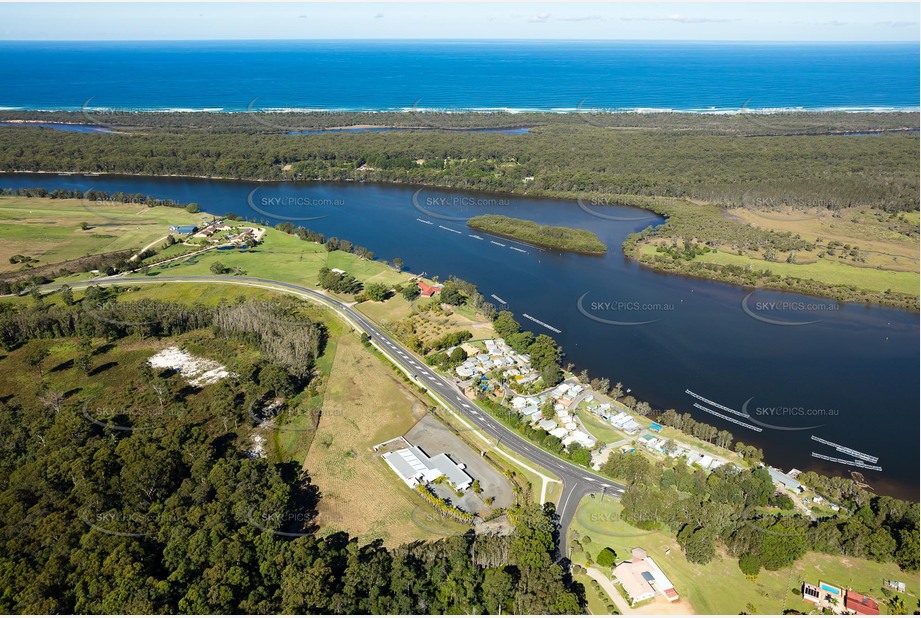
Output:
[[47, 274, 625, 552]]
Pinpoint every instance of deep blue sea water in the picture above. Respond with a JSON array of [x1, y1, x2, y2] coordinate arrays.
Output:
[[0, 40, 918, 112]]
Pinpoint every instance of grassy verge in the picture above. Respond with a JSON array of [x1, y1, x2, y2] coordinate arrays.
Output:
[[574, 572, 620, 615], [573, 408, 630, 446]]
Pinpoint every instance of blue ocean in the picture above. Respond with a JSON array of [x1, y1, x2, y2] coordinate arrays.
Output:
[[0, 40, 918, 112]]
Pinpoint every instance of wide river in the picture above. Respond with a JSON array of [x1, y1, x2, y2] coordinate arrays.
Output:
[[3, 172, 918, 499]]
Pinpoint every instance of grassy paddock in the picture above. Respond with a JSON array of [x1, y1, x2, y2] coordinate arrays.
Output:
[[693, 247, 918, 295], [729, 206, 920, 272], [301, 333, 469, 546], [0, 195, 202, 273]]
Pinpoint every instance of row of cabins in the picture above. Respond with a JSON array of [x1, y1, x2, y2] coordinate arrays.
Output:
[[637, 433, 734, 472], [550, 382, 585, 408], [568, 386, 644, 436], [602, 410, 643, 435], [508, 390, 597, 450]]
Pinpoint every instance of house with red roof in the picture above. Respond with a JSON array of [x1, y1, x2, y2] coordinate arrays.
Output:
[[845, 590, 880, 615], [417, 281, 442, 297]]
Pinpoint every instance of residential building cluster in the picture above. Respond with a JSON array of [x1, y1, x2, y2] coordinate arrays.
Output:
[[590, 406, 643, 435], [169, 219, 266, 248], [454, 338, 538, 385], [507, 387, 597, 450]]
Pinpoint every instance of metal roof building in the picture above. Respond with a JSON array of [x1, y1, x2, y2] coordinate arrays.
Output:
[[382, 445, 472, 491], [768, 467, 804, 493]]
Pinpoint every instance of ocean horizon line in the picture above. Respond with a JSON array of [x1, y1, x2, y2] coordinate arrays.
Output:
[[1, 38, 918, 45], [3, 105, 919, 116]]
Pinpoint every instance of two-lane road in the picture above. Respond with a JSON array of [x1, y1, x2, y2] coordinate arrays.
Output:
[[46, 274, 625, 550]]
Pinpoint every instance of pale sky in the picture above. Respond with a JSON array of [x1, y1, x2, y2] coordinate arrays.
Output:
[[0, 2, 918, 42]]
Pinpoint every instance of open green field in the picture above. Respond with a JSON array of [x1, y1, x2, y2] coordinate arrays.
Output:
[[0, 195, 202, 273], [729, 206, 920, 272], [641, 242, 919, 296], [150, 224, 422, 294], [570, 497, 919, 616]]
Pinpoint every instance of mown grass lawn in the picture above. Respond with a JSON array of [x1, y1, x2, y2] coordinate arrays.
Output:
[[0, 196, 202, 273]]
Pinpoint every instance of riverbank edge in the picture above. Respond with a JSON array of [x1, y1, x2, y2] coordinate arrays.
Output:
[[3, 193, 914, 500], [2, 169, 917, 311]]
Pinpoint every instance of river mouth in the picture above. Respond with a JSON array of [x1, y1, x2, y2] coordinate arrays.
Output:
[[2, 172, 918, 500]]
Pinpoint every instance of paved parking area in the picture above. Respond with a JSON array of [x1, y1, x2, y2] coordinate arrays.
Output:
[[404, 414, 516, 512]]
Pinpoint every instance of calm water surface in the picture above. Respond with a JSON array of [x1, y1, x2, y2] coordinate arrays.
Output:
[[2, 172, 917, 499]]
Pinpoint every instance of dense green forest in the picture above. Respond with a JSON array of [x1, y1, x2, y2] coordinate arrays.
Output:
[[2, 109, 918, 135], [0, 118, 916, 211], [0, 293, 582, 614], [467, 214, 607, 254]]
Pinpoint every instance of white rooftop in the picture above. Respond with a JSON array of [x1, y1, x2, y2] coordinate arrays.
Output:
[[383, 445, 472, 491]]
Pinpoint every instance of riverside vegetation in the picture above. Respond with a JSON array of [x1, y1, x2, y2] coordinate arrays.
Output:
[[466, 214, 607, 254], [0, 112, 918, 306]]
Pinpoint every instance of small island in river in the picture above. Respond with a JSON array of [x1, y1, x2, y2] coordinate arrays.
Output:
[[466, 214, 608, 255]]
